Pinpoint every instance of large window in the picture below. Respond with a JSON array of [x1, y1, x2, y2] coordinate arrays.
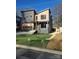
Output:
[[40, 22, 47, 28], [41, 15, 46, 19]]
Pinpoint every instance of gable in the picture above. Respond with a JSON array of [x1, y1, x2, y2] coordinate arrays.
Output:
[[37, 9, 50, 15]]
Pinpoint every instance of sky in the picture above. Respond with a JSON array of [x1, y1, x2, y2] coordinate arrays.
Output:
[[16, 0, 62, 12]]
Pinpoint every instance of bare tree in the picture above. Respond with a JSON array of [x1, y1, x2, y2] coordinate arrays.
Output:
[[53, 4, 62, 28]]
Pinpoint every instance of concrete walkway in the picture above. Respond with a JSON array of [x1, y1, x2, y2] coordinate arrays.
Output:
[[16, 44, 62, 55], [16, 30, 36, 35]]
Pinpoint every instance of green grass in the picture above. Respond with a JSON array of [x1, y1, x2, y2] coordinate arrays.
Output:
[[16, 34, 50, 48]]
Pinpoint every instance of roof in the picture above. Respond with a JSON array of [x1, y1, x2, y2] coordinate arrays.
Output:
[[21, 9, 36, 14], [18, 8, 36, 13], [21, 9, 35, 12], [16, 8, 36, 17], [16, 8, 51, 17], [36, 8, 51, 14]]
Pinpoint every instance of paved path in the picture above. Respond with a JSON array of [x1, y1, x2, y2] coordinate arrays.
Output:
[[16, 30, 36, 35], [16, 44, 62, 55]]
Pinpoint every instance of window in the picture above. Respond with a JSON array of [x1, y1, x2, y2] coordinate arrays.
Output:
[[26, 16, 28, 18], [36, 16, 38, 20], [41, 22, 47, 28], [41, 15, 46, 19], [30, 15, 32, 17]]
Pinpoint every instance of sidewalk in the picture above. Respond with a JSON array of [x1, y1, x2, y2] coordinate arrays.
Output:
[[16, 30, 36, 35], [16, 44, 62, 55]]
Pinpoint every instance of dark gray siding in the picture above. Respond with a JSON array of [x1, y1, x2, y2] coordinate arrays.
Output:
[[22, 11, 35, 22], [48, 15, 52, 33]]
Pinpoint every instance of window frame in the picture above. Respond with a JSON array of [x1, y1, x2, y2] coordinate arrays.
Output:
[[41, 15, 46, 20], [40, 22, 47, 28]]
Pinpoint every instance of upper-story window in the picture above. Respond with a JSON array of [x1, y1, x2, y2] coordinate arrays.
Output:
[[41, 15, 46, 19], [36, 16, 38, 20], [26, 16, 28, 18]]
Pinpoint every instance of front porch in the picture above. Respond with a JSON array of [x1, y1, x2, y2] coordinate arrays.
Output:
[[21, 23, 34, 31], [35, 22, 49, 33]]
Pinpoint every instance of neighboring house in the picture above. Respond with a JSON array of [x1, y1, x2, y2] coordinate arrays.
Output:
[[16, 15, 22, 31], [18, 9, 52, 33]]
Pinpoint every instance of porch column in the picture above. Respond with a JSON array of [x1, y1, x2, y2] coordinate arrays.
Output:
[[32, 23, 34, 30]]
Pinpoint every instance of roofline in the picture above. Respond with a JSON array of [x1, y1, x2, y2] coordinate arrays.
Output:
[[21, 10, 36, 13], [36, 8, 51, 14], [21, 8, 51, 14]]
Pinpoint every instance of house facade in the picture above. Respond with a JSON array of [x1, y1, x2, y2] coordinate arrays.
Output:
[[19, 9, 52, 33], [35, 9, 52, 33], [21, 10, 36, 31]]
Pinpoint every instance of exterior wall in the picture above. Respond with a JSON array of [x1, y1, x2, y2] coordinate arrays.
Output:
[[35, 9, 51, 33], [48, 15, 52, 33], [35, 10, 49, 22], [22, 11, 35, 22], [37, 23, 49, 33]]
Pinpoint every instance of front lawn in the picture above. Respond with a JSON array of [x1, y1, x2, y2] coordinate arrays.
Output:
[[16, 34, 50, 48]]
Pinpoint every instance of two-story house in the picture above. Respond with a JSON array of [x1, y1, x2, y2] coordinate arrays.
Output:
[[21, 10, 36, 31], [20, 9, 52, 33]]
